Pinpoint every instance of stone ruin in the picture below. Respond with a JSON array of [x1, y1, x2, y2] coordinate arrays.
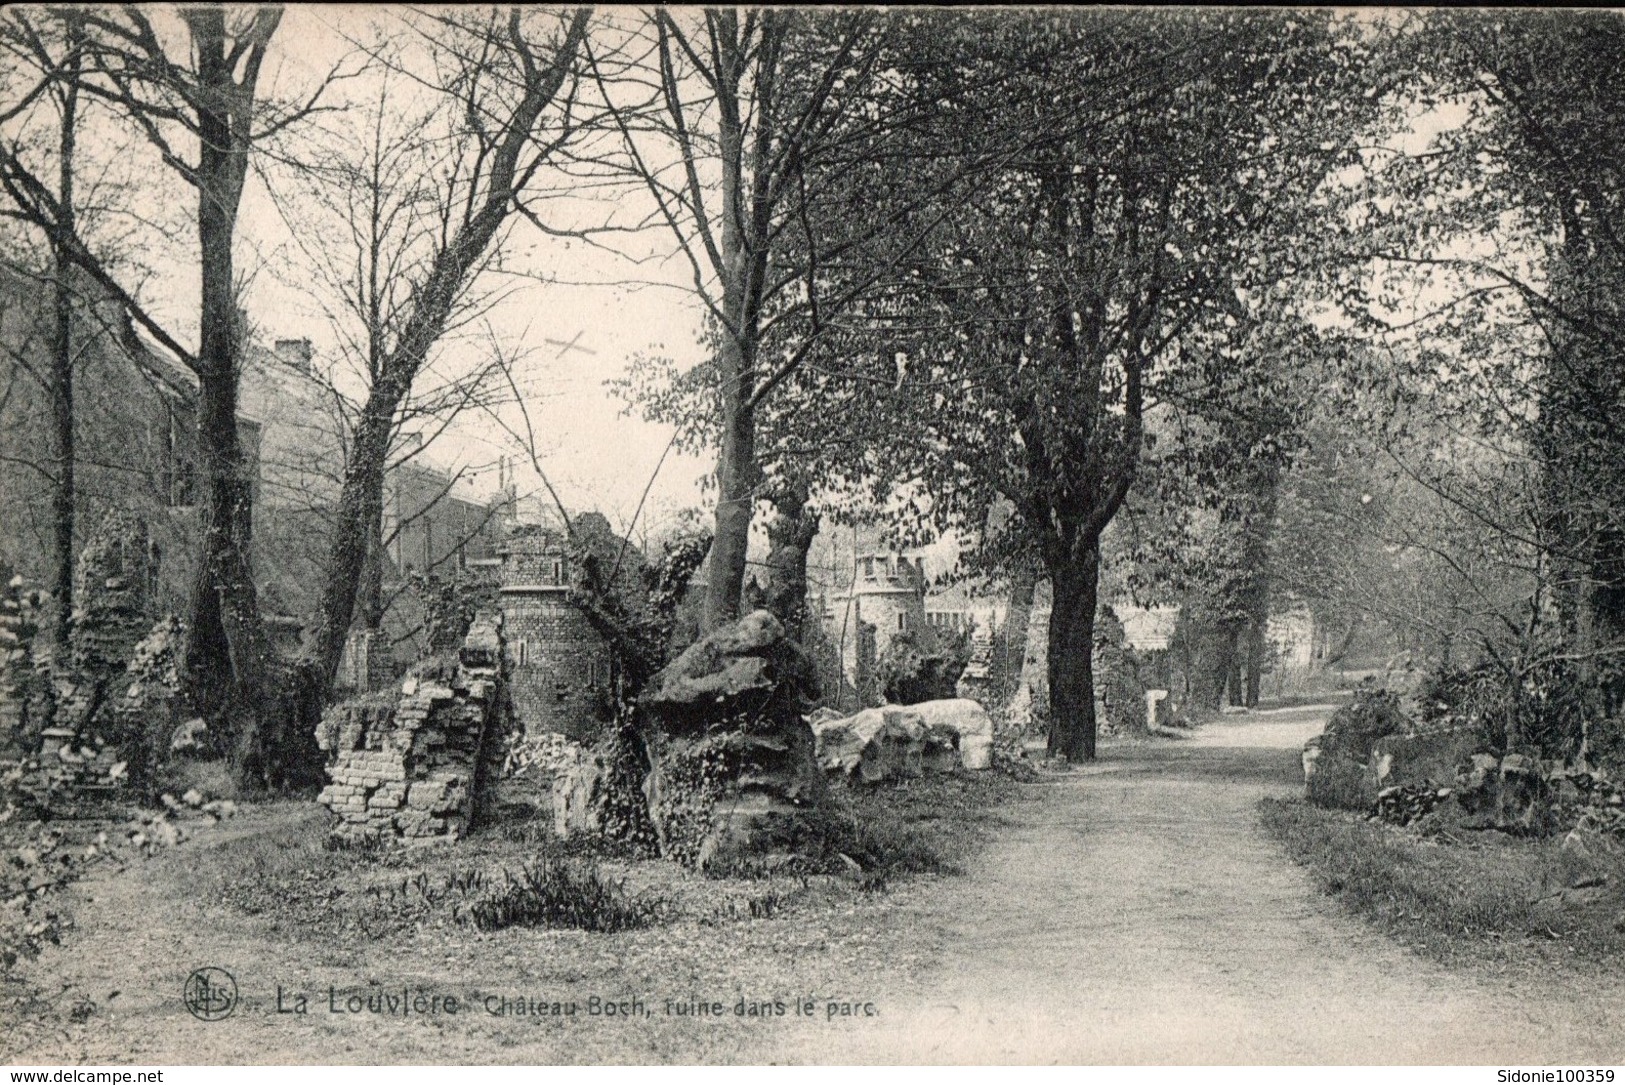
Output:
[[637, 609, 832, 867], [2, 510, 180, 803], [316, 612, 508, 843], [313, 604, 1002, 855]]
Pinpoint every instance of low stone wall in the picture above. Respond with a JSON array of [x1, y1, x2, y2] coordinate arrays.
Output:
[[316, 613, 504, 843]]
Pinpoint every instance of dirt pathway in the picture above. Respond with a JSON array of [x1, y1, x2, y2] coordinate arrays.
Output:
[[771, 705, 1625, 1064], [10, 706, 1624, 1064]]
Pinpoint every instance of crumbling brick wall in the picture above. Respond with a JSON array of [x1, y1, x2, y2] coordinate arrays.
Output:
[[502, 595, 611, 740], [316, 611, 505, 843]]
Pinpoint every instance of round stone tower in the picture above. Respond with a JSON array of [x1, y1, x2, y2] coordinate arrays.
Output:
[[496, 526, 612, 741], [831, 551, 929, 693]]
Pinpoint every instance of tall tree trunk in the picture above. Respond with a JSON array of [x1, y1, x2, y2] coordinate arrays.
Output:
[[176, 9, 288, 786], [359, 494, 385, 632], [299, 7, 591, 694], [1002, 561, 1038, 702], [48, 54, 78, 650], [704, 348, 758, 632], [1243, 619, 1265, 708], [763, 478, 817, 638], [698, 21, 769, 635], [1046, 544, 1101, 762], [1192, 621, 1234, 714], [305, 407, 392, 688]]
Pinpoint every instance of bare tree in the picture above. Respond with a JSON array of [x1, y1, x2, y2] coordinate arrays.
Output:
[[591, 10, 1002, 634], [288, 8, 593, 696], [0, 11, 87, 647], [0, 6, 345, 786]]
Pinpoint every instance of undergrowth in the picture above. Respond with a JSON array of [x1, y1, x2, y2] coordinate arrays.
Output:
[[462, 859, 666, 933], [1261, 796, 1625, 968]]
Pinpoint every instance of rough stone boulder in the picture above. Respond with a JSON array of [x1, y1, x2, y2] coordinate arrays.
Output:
[[813, 706, 925, 783], [1449, 753, 1569, 835], [1370, 728, 1482, 790], [908, 698, 995, 770], [922, 723, 960, 774], [811, 697, 994, 782], [638, 609, 828, 867], [1304, 691, 1413, 809]]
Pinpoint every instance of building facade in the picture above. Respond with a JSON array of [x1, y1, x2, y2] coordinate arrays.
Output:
[[0, 276, 499, 662], [0, 269, 261, 612]]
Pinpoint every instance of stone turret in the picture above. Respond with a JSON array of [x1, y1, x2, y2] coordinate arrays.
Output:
[[496, 525, 612, 741], [826, 550, 931, 698]]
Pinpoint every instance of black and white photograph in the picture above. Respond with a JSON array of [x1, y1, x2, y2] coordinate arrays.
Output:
[[1, 4, 1624, 1069]]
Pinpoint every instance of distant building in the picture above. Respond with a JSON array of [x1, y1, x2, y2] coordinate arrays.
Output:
[[0, 272, 500, 659], [1267, 603, 1318, 669], [0, 268, 260, 610], [1118, 605, 1179, 653]]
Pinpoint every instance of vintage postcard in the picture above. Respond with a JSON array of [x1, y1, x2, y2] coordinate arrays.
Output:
[[1, 5, 1622, 1069]]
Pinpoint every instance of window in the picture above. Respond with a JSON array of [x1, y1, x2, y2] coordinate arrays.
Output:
[[897, 612, 906, 632], [514, 639, 528, 666], [163, 414, 196, 507], [552, 559, 563, 584]]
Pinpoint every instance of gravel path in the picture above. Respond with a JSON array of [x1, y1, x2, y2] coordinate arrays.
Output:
[[772, 705, 1625, 1064]]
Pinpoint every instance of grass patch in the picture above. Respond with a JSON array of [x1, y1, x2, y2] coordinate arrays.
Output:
[[189, 769, 1033, 944], [702, 770, 1027, 882], [463, 859, 666, 933], [1260, 796, 1625, 968]]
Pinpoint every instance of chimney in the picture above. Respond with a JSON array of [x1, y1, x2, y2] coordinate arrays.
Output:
[[274, 338, 312, 374]]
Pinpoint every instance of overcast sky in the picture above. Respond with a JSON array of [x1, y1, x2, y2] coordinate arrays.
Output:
[[186, 7, 717, 540]]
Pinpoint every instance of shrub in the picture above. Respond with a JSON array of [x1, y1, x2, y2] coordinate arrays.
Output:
[[463, 858, 665, 933], [876, 630, 971, 706], [1094, 607, 1147, 736], [1320, 687, 1409, 761], [1417, 656, 1624, 763], [593, 719, 661, 856]]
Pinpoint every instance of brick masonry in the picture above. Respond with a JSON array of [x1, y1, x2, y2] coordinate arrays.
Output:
[[497, 527, 612, 742], [314, 521, 636, 844], [316, 613, 504, 843]]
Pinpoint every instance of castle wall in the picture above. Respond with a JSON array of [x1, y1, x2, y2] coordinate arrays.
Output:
[[496, 526, 613, 742]]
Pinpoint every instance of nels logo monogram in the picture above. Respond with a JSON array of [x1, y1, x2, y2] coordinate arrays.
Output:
[[182, 967, 238, 1022]]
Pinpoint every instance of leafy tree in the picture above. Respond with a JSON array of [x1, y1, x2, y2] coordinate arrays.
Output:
[[800, 11, 1382, 759], [1335, 12, 1625, 731]]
